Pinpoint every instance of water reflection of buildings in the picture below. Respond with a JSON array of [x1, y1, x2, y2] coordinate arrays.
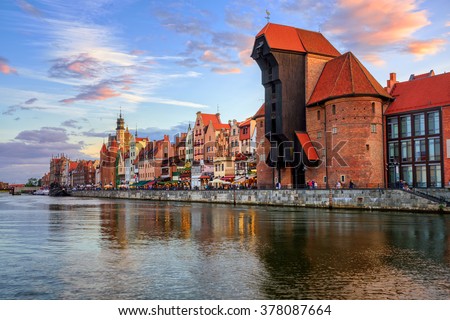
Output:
[[99, 202, 258, 248], [254, 211, 450, 299]]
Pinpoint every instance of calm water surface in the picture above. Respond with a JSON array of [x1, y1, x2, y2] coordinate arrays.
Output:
[[0, 193, 449, 299]]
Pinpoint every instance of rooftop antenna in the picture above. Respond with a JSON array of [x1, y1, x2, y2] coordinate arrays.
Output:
[[265, 9, 270, 22]]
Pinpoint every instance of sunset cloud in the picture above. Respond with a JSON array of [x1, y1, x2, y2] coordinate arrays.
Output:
[[362, 54, 386, 67], [130, 49, 146, 56], [211, 67, 241, 74], [324, 0, 431, 50], [0, 57, 18, 75], [60, 82, 121, 104], [49, 53, 101, 79], [16, 0, 43, 18], [406, 39, 447, 59]]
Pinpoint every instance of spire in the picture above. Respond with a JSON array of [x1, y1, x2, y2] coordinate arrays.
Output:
[[116, 108, 125, 130], [135, 124, 138, 137]]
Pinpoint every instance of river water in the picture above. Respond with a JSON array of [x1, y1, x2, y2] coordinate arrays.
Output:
[[0, 193, 449, 300]]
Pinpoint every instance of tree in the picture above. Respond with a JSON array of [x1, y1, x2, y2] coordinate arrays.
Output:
[[25, 178, 39, 187]]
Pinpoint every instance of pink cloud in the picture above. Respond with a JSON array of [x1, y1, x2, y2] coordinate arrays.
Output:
[[201, 50, 229, 64], [325, 0, 430, 48], [239, 49, 253, 66], [406, 39, 447, 59], [211, 67, 241, 74], [49, 53, 101, 79], [17, 0, 42, 18], [0, 57, 18, 75], [362, 54, 386, 66], [60, 81, 121, 104], [130, 49, 146, 56]]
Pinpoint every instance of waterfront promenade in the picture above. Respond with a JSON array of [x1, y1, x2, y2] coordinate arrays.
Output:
[[73, 188, 450, 213]]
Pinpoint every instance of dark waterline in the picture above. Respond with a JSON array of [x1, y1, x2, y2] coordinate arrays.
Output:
[[0, 193, 449, 300]]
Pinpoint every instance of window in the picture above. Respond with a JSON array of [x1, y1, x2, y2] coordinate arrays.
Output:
[[428, 111, 440, 135], [401, 115, 411, 137], [429, 164, 442, 187], [271, 103, 276, 112], [447, 139, 450, 159], [401, 140, 412, 162], [415, 166, 427, 187], [233, 129, 236, 135], [332, 105, 336, 115], [323, 176, 327, 183], [387, 118, 398, 139], [388, 141, 399, 161], [401, 165, 413, 186], [414, 139, 426, 161], [271, 119, 276, 132], [429, 138, 440, 161], [221, 164, 224, 171], [414, 113, 425, 136], [317, 131, 322, 139], [332, 127, 337, 134], [317, 110, 320, 120], [372, 102, 375, 113], [341, 175, 345, 183], [371, 124, 376, 133]]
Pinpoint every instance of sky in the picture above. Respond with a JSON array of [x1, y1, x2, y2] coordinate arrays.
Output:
[[0, 0, 449, 183]]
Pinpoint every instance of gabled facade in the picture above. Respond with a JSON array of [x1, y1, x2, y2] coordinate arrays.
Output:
[[193, 112, 222, 162], [229, 120, 241, 156], [185, 124, 194, 165]]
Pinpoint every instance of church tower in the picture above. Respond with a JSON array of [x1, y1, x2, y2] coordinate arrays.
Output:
[[116, 108, 125, 148]]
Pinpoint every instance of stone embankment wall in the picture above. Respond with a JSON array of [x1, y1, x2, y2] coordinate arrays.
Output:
[[73, 189, 449, 212]]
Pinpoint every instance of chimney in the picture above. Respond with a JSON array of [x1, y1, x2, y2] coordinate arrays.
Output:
[[385, 72, 398, 94]]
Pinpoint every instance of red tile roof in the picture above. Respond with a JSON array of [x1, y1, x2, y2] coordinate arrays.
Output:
[[253, 103, 265, 119], [295, 131, 319, 161], [256, 23, 340, 57], [238, 118, 251, 127], [211, 123, 231, 130], [200, 113, 221, 127], [69, 161, 78, 172], [409, 70, 434, 81], [385, 72, 450, 115], [307, 52, 391, 106]]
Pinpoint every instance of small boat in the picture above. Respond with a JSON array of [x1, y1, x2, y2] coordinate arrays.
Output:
[[49, 182, 71, 197], [33, 189, 50, 195]]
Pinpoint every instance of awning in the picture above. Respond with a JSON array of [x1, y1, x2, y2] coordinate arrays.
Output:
[[295, 131, 320, 161], [132, 180, 151, 187], [221, 176, 235, 181], [233, 176, 246, 183], [199, 175, 210, 179]]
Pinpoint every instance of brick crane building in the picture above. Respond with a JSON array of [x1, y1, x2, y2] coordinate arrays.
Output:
[[252, 22, 392, 188]]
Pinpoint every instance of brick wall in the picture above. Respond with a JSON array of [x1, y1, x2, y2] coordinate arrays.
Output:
[[305, 55, 334, 103], [306, 97, 385, 188]]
